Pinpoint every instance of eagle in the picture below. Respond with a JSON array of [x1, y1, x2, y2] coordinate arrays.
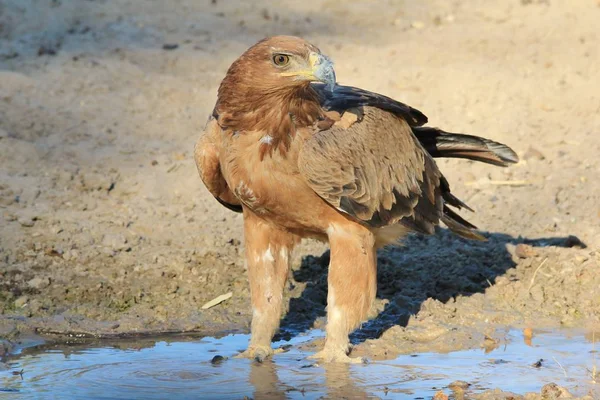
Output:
[[195, 36, 518, 363]]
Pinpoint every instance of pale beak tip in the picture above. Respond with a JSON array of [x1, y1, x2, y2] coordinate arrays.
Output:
[[313, 54, 336, 92]]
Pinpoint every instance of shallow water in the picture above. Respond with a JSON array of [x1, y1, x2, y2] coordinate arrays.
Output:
[[1, 329, 597, 399]]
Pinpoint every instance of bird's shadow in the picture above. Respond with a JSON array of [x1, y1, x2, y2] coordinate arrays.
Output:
[[274, 228, 585, 344]]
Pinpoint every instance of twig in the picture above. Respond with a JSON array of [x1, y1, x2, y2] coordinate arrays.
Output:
[[552, 356, 568, 378], [528, 258, 549, 292], [201, 292, 233, 309], [488, 180, 531, 186], [592, 331, 597, 383], [465, 179, 531, 187]]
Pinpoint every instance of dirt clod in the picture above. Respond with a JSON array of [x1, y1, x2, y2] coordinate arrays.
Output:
[[515, 244, 537, 258]]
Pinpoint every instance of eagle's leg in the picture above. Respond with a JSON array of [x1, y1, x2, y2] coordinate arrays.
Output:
[[310, 222, 376, 363], [236, 210, 298, 362]]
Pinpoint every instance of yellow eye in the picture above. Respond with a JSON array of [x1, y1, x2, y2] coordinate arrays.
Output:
[[272, 54, 290, 66]]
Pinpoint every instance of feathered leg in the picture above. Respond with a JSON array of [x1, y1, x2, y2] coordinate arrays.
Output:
[[310, 222, 377, 363], [237, 209, 298, 362]]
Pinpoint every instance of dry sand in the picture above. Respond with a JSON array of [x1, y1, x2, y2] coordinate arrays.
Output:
[[1, 0, 599, 391]]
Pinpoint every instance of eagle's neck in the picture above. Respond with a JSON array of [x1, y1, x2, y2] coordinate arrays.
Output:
[[215, 83, 323, 159]]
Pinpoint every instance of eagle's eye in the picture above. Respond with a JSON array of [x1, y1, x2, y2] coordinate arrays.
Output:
[[272, 54, 290, 67]]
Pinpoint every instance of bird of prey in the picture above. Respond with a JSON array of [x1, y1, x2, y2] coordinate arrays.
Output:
[[195, 36, 518, 363]]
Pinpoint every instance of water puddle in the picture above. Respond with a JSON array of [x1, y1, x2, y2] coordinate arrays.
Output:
[[1, 329, 597, 399]]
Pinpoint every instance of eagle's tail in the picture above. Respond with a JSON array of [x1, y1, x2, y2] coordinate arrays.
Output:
[[412, 127, 519, 167], [412, 127, 518, 241]]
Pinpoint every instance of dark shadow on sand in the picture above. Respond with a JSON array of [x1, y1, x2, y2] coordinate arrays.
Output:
[[274, 228, 585, 344]]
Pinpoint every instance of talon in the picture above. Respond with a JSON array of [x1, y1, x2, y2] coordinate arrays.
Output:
[[308, 349, 364, 364], [235, 345, 275, 362]]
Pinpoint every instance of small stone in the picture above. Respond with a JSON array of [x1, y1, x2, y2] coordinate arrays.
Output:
[[515, 243, 536, 258], [432, 390, 448, 400], [573, 255, 588, 265], [18, 217, 35, 227], [14, 296, 29, 308], [210, 355, 226, 364], [523, 146, 546, 160], [101, 233, 128, 251], [448, 380, 470, 390], [27, 277, 49, 289], [541, 382, 572, 398], [62, 249, 79, 261], [3, 211, 17, 221], [45, 247, 63, 257], [28, 299, 42, 313], [411, 20, 425, 29], [494, 276, 510, 286]]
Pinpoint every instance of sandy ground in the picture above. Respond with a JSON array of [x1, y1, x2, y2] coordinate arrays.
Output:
[[1, 0, 599, 394]]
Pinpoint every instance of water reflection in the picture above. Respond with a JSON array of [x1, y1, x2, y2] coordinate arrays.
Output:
[[1, 329, 597, 399]]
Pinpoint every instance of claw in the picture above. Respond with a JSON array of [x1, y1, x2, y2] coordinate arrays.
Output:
[[235, 345, 274, 362], [308, 349, 367, 364]]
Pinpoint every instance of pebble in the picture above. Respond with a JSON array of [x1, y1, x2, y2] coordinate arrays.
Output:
[[541, 382, 573, 398], [14, 296, 29, 308], [101, 233, 128, 251], [27, 277, 49, 289], [494, 276, 510, 286], [18, 217, 35, 227], [411, 21, 425, 29], [523, 146, 546, 160], [3, 211, 17, 221], [448, 380, 470, 390], [432, 390, 448, 400], [573, 255, 588, 265], [515, 243, 536, 258], [210, 355, 226, 365], [63, 249, 79, 261]]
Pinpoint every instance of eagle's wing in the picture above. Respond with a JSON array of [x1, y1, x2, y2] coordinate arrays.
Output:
[[314, 83, 518, 167], [298, 107, 483, 240], [194, 116, 242, 213], [315, 83, 428, 126]]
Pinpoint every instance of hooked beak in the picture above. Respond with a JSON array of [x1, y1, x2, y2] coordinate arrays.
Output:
[[308, 52, 336, 91]]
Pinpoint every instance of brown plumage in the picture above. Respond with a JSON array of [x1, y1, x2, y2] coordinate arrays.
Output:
[[195, 36, 518, 362]]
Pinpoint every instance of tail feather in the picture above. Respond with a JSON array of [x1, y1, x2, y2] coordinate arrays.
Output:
[[413, 127, 519, 167], [411, 128, 518, 241], [440, 176, 473, 212], [441, 213, 487, 241]]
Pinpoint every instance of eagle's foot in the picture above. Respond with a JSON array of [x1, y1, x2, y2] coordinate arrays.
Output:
[[308, 349, 367, 364], [235, 345, 287, 362], [235, 345, 273, 362]]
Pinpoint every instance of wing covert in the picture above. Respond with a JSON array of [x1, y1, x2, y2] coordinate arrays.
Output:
[[298, 107, 442, 233]]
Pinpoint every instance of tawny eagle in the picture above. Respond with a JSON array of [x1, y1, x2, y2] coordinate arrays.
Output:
[[195, 36, 518, 362]]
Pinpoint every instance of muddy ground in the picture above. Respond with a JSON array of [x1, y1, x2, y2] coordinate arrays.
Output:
[[1, 0, 599, 396]]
